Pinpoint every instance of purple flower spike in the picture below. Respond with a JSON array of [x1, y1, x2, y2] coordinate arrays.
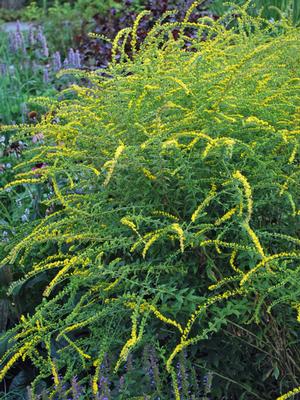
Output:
[[67, 48, 76, 67], [74, 50, 81, 68], [63, 57, 69, 69], [16, 20, 22, 35], [118, 375, 125, 393], [52, 51, 62, 72], [37, 26, 49, 57], [43, 67, 49, 83], [0, 64, 7, 76], [10, 29, 26, 54], [28, 26, 36, 46], [71, 376, 82, 400], [32, 133, 44, 144]]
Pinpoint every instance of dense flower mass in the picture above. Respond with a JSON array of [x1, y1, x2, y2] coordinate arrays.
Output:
[[0, 2, 300, 399]]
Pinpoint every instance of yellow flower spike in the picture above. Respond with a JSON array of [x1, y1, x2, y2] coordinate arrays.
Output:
[[208, 276, 241, 291], [124, 300, 183, 333], [240, 252, 300, 286], [142, 232, 161, 258], [288, 143, 298, 164], [104, 278, 120, 292], [103, 142, 125, 186], [142, 168, 157, 181], [111, 28, 132, 65], [58, 315, 99, 340], [0, 342, 30, 382], [285, 192, 297, 216], [168, 76, 193, 96], [130, 238, 144, 253], [215, 243, 222, 254], [43, 257, 79, 297], [295, 304, 300, 324], [114, 308, 141, 372], [202, 137, 235, 159], [146, 304, 183, 333], [61, 334, 91, 365], [120, 217, 140, 236], [171, 223, 185, 253], [92, 365, 100, 396], [182, 288, 245, 341], [170, 366, 181, 400], [279, 181, 289, 196], [161, 139, 181, 149], [233, 170, 253, 223], [51, 174, 66, 206], [184, 0, 206, 23], [166, 341, 187, 373], [3, 177, 46, 191], [152, 210, 179, 221], [131, 10, 151, 55], [20, 314, 27, 324], [36, 320, 41, 331], [202, 142, 213, 159], [277, 386, 300, 400], [191, 184, 217, 223], [200, 239, 253, 252], [215, 206, 238, 226], [243, 222, 265, 259], [229, 250, 243, 275], [136, 92, 147, 112], [46, 341, 60, 388]]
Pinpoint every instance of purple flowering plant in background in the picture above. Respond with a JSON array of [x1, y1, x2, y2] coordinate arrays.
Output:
[[6, 21, 82, 83], [0, 19, 84, 126], [23, 347, 208, 400]]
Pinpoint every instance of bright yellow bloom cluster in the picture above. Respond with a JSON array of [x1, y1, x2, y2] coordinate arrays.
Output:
[[142, 232, 161, 258], [233, 170, 253, 223], [61, 334, 91, 363], [0, 343, 29, 382], [288, 143, 298, 164], [126, 299, 183, 333], [202, 137, 235, 159], [111, 28, 132, 65], [103, 142, 125, 186], [191, 184, 217, 223], [166, 288, 246, 377], [171, 223, 185, 253], [114, 309, 141, 372], [142, 167, 157, 180], [121, 217, 140, 236], [277, 386, 300, 400], [229, 250, 243, 274], [152, 210, 179, 221], [131, 10, 151, 55], [295, 304, 300, 323], [243, 222, 265, 259], [144, 303, 183, 333], [200, 239, 253, 252], [184, 0, 206, 22], [214, 206, 238, 226], [240, 252, 300, 286], [3, 177, 46, 191]]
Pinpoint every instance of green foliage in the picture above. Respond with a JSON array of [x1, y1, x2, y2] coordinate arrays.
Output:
[[22, 0, 146, 53], [1, 3, 300, 399], [209, 0, 300, 25]]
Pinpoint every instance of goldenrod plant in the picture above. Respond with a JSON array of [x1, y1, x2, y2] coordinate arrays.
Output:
[[0, 1, 300, 398]]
